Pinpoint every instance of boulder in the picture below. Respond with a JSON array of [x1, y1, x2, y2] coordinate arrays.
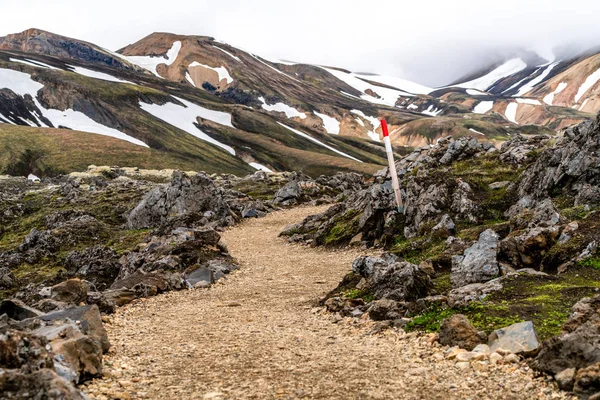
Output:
[[323, 297, 365, 317], [206, 259, 238, 281], [34, 323, 102, 383], [438, 314, 486, 351], [97, 288, 136, 308], [110, 270, 183, 294], [448, 279, 504, 307], [431, 214, 455, 239], [0, 267, 16, 289], [532, 295, 600, 375], [65, 246, 121, 291], [0, 329, 53, 371], [0, 369, 86, 399], [518, 114, 600, 205], [450, 229, 499, 288], [352, 255, 432, 301], [451, 180, 479, 223], [0, 299, 43, 321], [574, 363, 600, 397], [273, 180, 302, 205], [50, 279, 88, 304], [127, 171, 234, 230], [488, 321, 541, 357], [185, 267, 214, 287], [40, 305, 109, 353], [498, 226, 560, 270], [367, 299, 407, 321], [555, 368, 576, 391]]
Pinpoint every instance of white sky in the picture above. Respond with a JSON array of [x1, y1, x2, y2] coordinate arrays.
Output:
[[2, 0, 600, 86]]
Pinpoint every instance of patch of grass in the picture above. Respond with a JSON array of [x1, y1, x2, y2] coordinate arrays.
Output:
[[343, 288, 375, 303], [107, 229, 152, 254], [578, 257, 600, 270], [432, 273, 452, 295], [320, 209, 361, 246], [407, 266, 600, 340], [406, 306, 458, 332], [390, 236, 445, 265]]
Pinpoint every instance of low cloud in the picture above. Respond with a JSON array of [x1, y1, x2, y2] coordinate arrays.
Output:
[[3, 0, 600, 86]]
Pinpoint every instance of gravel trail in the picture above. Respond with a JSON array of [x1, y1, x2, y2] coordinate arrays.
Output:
[[84, 205, 569, 400]]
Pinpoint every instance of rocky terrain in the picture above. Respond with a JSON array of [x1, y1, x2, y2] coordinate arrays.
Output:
[[0, 165, 366, 397], [1, 26, 600, 398], [279, 110, 600, 397]]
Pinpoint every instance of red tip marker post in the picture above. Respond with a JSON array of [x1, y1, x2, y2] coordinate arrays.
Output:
[[381, 120, 404, 213]]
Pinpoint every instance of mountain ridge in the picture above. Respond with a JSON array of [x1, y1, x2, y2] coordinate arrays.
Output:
[[2, 28, 600, 177]]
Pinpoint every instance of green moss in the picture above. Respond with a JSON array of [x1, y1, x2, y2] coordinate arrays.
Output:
[[562, 206, 595, 220], [407, 266, 600, 340], [406, 306, 458, 332], [321, 209, 361, 246], [343, 288, 375, 303], [107, 229, 152, 254], [432, 273, 452, 295], [578, 257, 600, 270]]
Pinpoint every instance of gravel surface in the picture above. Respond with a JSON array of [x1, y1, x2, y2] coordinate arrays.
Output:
[[83, 205, 571, 400]]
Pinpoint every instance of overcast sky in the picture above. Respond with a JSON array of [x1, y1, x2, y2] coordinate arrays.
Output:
[[2, 0, 600, 86]]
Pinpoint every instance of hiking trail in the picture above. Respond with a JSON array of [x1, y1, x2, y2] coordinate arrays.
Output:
[[83, 205, 566, 400]]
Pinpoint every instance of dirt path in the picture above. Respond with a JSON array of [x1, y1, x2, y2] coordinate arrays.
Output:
[[84, 206, 567, 400]]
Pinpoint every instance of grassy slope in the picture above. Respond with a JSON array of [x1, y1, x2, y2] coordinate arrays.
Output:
[[2, 62, 384, 176], [0, 125, 251, 175]]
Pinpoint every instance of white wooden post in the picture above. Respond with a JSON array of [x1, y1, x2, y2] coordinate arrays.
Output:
[[380, 119, 403, 213]]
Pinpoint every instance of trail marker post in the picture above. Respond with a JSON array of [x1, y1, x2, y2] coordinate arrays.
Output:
[[380, 119, 404, 213]]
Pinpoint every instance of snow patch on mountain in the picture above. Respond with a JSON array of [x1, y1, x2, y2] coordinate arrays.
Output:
[[188, 62, 233, 84], [575, 66, 600, 103], [340, 91, 360, 99], [543, 82, 568, 105], [320, 66, 412, 106], [505, 102, 518, 124], [0, 67, 149, 146], [422, 105, 442, 116], [139, 96, 235, 155], [252, 55, 301, 83], [473, 101, 493, 114], [249, 162, 273, 173], [454, 58, 528, 91], [185, 72, 196, 87], [9, 58, 60, 70], [258, 97, 306, 119], [469, 128, 485, 136], [277, 122, 362, 162], [43, 106, 149, 147], [579, 98, 590, 111], [514, 61, 560, 97], [68, 65, 135, 84], [212, 45, 243, 63], [353, 73, 432, 95], [351, 109, 381, 141], [466, 89, 488, 96], [123, 41, 182, 77], [314, 112, 340, 134]]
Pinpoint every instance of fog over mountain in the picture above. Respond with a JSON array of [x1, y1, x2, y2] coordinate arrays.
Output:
[[2, 0, 600, 86]]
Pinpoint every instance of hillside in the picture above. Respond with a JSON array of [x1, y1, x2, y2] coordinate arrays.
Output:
[[2, 28, 600, 178]]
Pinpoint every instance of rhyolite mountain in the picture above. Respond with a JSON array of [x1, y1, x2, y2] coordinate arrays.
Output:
[[1, 28, 600, 176]]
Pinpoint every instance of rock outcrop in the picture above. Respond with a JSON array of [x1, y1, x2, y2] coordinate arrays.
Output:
[[518, 114, 600, 206], [127, 171, 235, 230], [352, 254, 432, 301], [450, 229, 500, 288]]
